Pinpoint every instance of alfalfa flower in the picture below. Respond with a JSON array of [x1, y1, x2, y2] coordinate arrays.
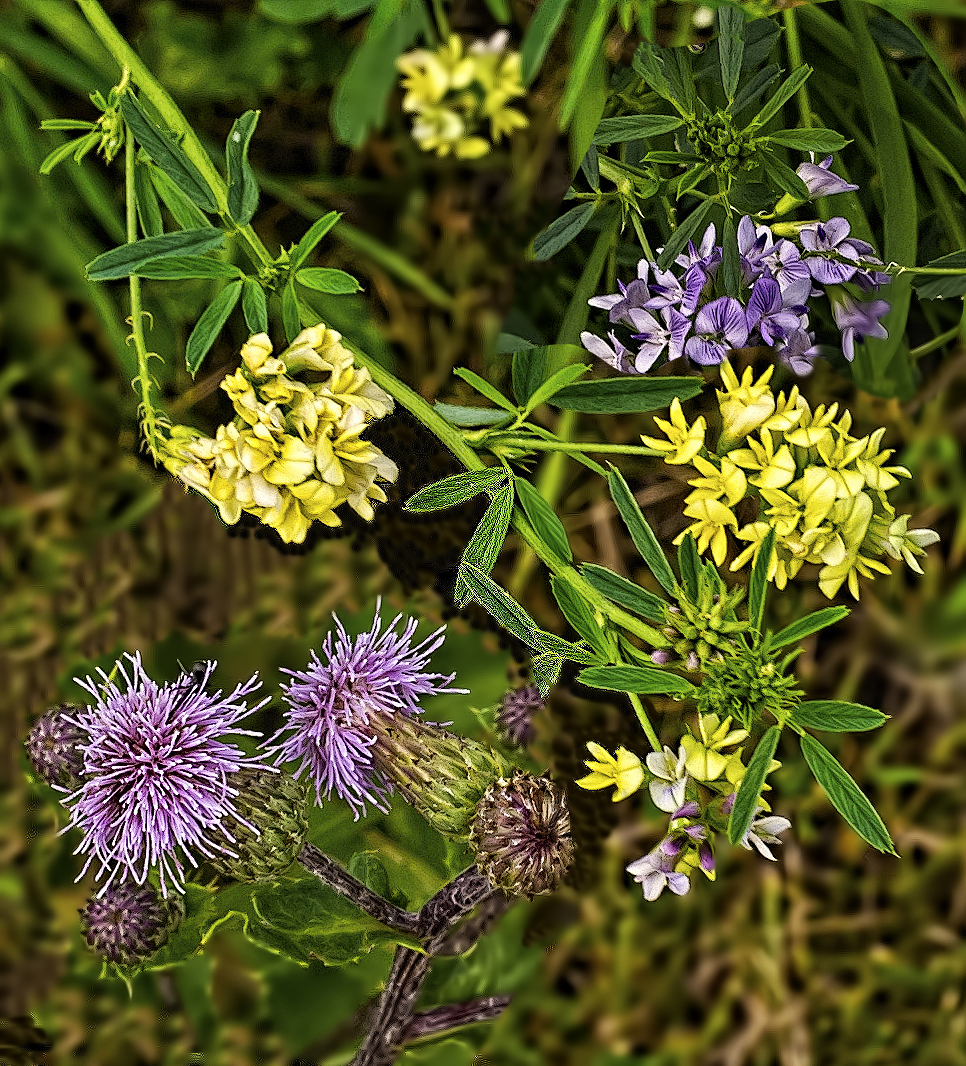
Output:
[[641, 397, 706, 465], [626, 847, 691, 901], [645, 745, 689, 812], [59, 655, 272, 897], [575, 742, 645, 802], [679, 713, 748, 783], [268, 601, 467, 818], [740, 809, 792, 860]]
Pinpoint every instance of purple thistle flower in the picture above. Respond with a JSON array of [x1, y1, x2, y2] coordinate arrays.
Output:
[[684, 296, 749, 366], [745, 276, 807, 346], [829, 289, 891, 361], [496, 684, 543, 747], [627, 305, 691, 368], [795, 154, 859, 199], [60, 654, 271, 898], [269, 601, 467, 818]]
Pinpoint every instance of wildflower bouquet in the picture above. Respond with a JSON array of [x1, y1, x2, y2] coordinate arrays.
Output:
[[15, 0, 966, 1063]]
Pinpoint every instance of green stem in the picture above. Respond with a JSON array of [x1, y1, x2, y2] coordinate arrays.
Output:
[[76, 0, 273, 272], [627, 693, 660, 751], [491, 437, 663, 457], [782, 8, 813, 130], [125, 123, 164, 459], [909, 324, 963, 361]]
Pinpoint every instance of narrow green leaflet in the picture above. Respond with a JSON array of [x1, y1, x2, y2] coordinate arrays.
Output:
[[134, 256, 244, 280], [532, 202, 597, 261], [748, 527, 776, 634], [608, 467, 676, 595], [577, 664, 696, 697], [454, 483, 515, 607], [722, 210, 740, 298], [531, 652, 563, 697], [149, 163, 213, 232], [186, 280, 243, 375], [282, 279, 302, 343], [520, 0, 569, 84], [404, 468, 507, 513], [677, 533, 700, 601], [119, 94, 218, 214], [39, 137, 86, 175], [677, 164, 709, 200], [717, 4, 745, 104], [453, 368, 517, 412], [40, 118, 96, 132], [799, 733, 896, 854], [581, 144, 600, 191], [226, 109, 260, 226], [458, 562, 540, 650], [591, 114, 684, 146], [758, 149, 811, 200], [749, 65, 813, 130], [551, 577, 610, 658], [242, 277, 268, 334], [729, 65, 781, 117], [133, 159, 164, 238], [497, 333, 536, 354], [656, 199, 714, 272], [727, 724, 781, 846], [766, 128, 850, 154], [581, 563, 668, 621], [549, 375, 703, 414], [515, 478, 572, 562], [522, 362, 589, 414], [296, 268, 363, 294], [531, 630, 600, 666], [291, 210, 341, 271], [85, 229, 226, 281], [511, 345, 583, 406], [793, 701, 888, 733], [771, 606, 849, 648], [482, 0, 510, 22], [433, 402, 513, 428]]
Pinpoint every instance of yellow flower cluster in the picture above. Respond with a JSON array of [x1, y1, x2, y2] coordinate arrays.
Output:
[[161, 326, 398, 544], [643, 362, 939, 598], [396, 30, 528, 159]]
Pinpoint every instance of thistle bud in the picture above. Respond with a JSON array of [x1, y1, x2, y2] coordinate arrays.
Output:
[[470, 771, 574, 898], [368, 713, 512, 838], [25, 705, 85, 789], [206, 767, 309, 883], [80, 882, 184, 967], [496, 684, 543, 747]]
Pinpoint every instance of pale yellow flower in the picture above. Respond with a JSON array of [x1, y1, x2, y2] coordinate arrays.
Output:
[[680, 714, 748, 782], [575, 742, 645, 802], [716, 361, 777, 450], [642, 397, 706, 465], [686, 455, 747, 507], [730, 431, 797, 490], [674, 497, 738, 566]]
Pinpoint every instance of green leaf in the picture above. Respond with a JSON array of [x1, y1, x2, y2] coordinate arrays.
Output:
[[721, 210, 740, 297], [282, 280, 301, 343], [717, 4, 745, 103], [296, 267, 362, 294], [911, 251, 966, 299], [531, 630, 600, 666], [40, 118, 96, 131], [748, 527, 776, 634], [728, 724, 781, 846], [119, 94, 218, 213], [133, 158, 164, 238], [520, 0, 570, 84], [608, 466, 676, 595], [577, 664, 696, 697], [482, 0, 510, 23], [85, 229, 226, 281], [290, 211, 341, 270], [656, 198, 714, 272], [458, 561, 540, 649], [405, 469, 507, 513], [677, 533, 700, 601], [771, 606, 849, 648], [581, 563, 668, 621], [591, 113, 684, 146], [523, 362, 589, 413], [794, 700, 888, 733], [515, 478, 572, 562], [549, 375, 703, 414], [581, 144, 600, 191], [799, 732, 896, 854], [551, 576, 610, 658], [677, 163, 709, 200], [531, 652, 563, 697], [454, 483, 515, 607], [186, 280, 243, 375], [749, 65, 813, 130], [632, 42, 674, 102], [259, 0, 375, 20], [497, 333, 535, 355], [559, 0, 611, 130], [226, 109, 260, 225], [433, 402, 513, 428], [730, 64, 781, 116], [241, 277, 268, 333], [766, 128, 850, 154], [511, 344, 584, 405], [134, 256, 243, 280], [532, 202, 597, 261], [148, 163, 213, 231], [453, 367, 517, 412], [39, 136, 86, 175], [758, 148, 810, 200]]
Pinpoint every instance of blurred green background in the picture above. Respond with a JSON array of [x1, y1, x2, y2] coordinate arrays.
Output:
[[3, 1, 966, 1064]]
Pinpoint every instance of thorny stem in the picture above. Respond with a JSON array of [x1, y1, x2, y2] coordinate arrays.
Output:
[[401, 996, 513, 1042]]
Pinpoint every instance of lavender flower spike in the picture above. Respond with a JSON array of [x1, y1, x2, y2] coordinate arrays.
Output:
[[269, 600, 467, 818], [61, 654, 272, 898], [796, 154, 859, 199], [684, 296, 749, 366]]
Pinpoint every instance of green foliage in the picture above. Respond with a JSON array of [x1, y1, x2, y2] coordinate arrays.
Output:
[[727, 723, 781, 846]]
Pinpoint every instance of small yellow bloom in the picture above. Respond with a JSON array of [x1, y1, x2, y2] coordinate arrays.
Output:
[[686, 455, 748, 507], [716, 361, 777, 450], [575, 742, 645, 802], [680, 713, 748, 782], [642, 397, 707, 465], [674, 497, 738, 566], [730, 431, 797, 490]]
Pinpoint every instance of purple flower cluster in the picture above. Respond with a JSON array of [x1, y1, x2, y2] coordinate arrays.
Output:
[[581, 163, 892, 376]]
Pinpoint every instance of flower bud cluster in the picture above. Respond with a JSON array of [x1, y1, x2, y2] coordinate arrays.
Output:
[[396, 31, 528, 159], [658, 575, 749, 671], [80, 881, 184, 968], [644, 362, 939, 598], [685, 112, 757, 175], [161, 326, 398, 544]]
